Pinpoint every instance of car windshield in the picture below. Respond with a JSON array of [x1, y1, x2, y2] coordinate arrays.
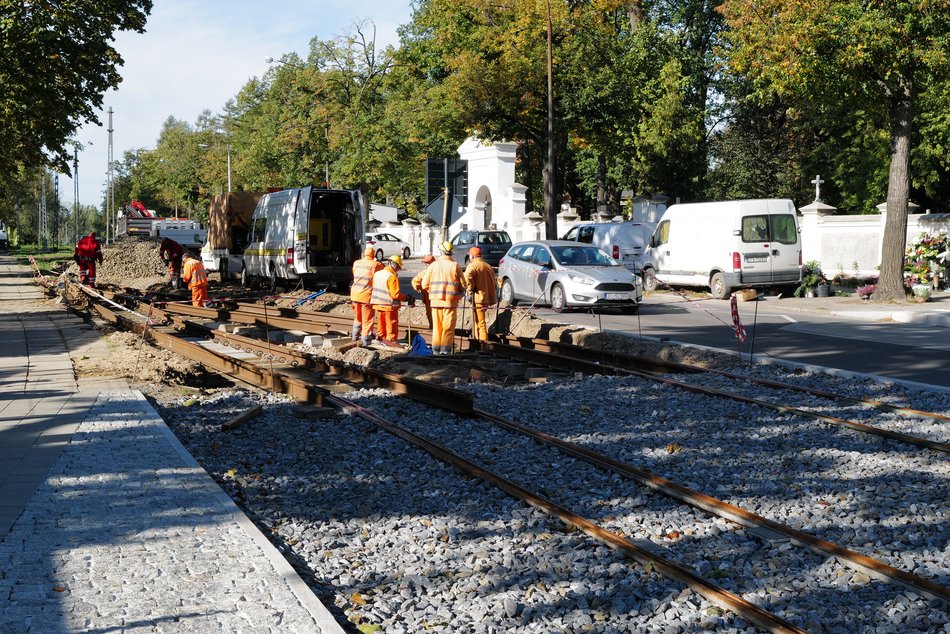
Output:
[[551, 245, 613, 266], [477, 231, 511, 245]]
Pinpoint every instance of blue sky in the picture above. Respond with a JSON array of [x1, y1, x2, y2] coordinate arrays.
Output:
[[62, 0, 414, 210]]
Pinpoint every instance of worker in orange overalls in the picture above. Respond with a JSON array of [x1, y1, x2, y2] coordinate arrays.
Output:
[[421, 241, 467, 355], [370, 254, 412, 345], [351, 245, 384, 345], [410, 254, 435, 329], [74, 231, 103, 287], [463, 247, 498, 340], [159, 237, 184, 289], [181, 251, 210, 307]]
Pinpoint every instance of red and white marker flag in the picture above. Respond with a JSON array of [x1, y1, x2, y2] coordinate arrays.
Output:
[[730, 294, 747, 343]]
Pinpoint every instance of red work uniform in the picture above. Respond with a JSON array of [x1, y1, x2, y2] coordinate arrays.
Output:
[[159, 238, 184, 286], [181, 256, 209, 307], [370, 264, 409, 343], [74, 233, 103, 287]]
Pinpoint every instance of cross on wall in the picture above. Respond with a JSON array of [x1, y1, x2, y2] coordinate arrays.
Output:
[[811, 175, 825, 202]]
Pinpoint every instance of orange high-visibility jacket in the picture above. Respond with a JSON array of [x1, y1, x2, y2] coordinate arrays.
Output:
[[370, 266, 406, 309], [464, 257, 497, 306], [351, 255, 383, 303], [421, 256, 466, 308], [182, 258, 208, 289]]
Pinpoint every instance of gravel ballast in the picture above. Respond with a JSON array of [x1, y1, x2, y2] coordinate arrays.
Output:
[[156, 352, 950, 633]]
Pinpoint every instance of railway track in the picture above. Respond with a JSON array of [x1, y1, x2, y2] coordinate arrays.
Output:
[[55, 279, 950, 632]]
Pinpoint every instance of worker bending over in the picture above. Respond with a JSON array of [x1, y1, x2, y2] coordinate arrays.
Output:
[[159, 237, 184, 289], [181, 251, 210, 307], [370, 255, 412, 344], [463, 247, 498, 340], [421, 241, 466, 355], [74, 231, 103, 287]]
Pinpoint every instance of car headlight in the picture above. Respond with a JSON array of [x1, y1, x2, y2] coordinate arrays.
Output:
[[567, 272, 596, 286]]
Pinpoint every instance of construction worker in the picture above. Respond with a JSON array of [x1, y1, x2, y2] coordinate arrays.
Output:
[[370, 254, 412, 345], [411, 254, 436, 329], [181, 251, 210, 307], [463, 247, 498, 340], [421, 241, 467, 355], [159, 237, 184, 289], [351, 245, 384, 345], [74, 231, 103, 287]]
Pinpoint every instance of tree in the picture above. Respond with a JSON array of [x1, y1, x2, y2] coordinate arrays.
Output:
[[0, 1, 153, 178], [719, 0, 950, 300]]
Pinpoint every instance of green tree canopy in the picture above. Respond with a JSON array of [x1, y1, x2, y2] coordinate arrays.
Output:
[[0, 1, 152, 179]]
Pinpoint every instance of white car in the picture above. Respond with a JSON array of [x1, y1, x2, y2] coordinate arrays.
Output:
[[365, 232, 411, 261]]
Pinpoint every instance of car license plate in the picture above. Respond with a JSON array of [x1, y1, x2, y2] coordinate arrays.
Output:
[[606, 293, 629, 300], [746, 256, 767, 263]]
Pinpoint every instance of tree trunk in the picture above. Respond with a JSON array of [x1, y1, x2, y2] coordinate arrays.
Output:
[[626, 1, 645, 30], [873, 87, 914, 302]]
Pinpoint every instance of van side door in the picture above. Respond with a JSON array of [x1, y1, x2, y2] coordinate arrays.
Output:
[[293, 186, 313, 275], [244, 199, 269, 276]]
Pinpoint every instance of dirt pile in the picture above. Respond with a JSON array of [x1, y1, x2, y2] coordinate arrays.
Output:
[[66, 236, 174, 290]]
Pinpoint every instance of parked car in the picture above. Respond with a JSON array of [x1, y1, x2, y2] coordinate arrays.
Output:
[[560, 221, 654, 274], [365, 232, 411, 261], [497, 240, 642, 313], [449, 229, 513, 267]]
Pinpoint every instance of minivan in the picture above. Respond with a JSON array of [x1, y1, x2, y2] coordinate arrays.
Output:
[[561, 222, 655, 274], [242, 186, 365, 290], [449, 229, 513, 267], [641, 199, 801, 299]]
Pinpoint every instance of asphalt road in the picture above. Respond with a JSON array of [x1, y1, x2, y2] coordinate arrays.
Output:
[[397, 257, 950, 390]]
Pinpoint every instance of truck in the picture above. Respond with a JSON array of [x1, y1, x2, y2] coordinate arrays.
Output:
[[641, 199, 802, 299], [0, 219, 8, 249], [242, 186, 365, 291], [199, 191, 264, 278], [117, 200, 207, 248]]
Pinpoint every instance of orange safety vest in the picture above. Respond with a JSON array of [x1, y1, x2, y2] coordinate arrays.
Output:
[[351, 256, 382, 303], [422, 256, 466, 308], [370, 267, 403, 309], [182, 258, 208, 289]]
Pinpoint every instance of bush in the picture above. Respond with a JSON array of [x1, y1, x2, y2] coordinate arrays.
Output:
[[856, 284, 876, 299], [794, 260, 826, 297]]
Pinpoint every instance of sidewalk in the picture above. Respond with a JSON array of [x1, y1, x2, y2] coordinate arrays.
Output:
[[0, 256, 343, 633], [648, 287, 950, 329]]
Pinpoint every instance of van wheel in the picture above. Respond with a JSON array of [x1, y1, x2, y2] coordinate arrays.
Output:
[[710, 273, 731, 299], [550, 283, 566, 312], [642, 269, 658, 292], [375, 249, 384, 262], [500, 279, 518, 306], [402, 247, 411, 259]]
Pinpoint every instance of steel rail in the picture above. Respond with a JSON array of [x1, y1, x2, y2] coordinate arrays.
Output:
[[81, 293, 326, 405], [473, 408, 950, 606], [484, 339, 950, 454], [497, 335, 950, 424], [328, 393, 806, 634]]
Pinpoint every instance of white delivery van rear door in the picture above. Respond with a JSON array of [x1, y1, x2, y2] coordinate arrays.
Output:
[[766, 199, 801, 284]]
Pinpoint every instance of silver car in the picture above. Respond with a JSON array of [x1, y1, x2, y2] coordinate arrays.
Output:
[[497, 240, 643, 313]]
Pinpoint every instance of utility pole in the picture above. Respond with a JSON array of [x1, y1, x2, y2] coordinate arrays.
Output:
[[73, 148, 79, 244], [544, 0, 557, 239], [107, 107, 114, 243]]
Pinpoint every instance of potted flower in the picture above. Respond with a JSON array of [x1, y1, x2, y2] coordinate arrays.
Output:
[[794, 260, 826, 298], [856, 284, 875, 301]]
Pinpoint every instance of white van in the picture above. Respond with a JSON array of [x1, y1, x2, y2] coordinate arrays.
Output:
[[561, 222, 655, 273], [242, 186, 365, 290], [0, 220, 8, 249], [642, 199, 801, 299]]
